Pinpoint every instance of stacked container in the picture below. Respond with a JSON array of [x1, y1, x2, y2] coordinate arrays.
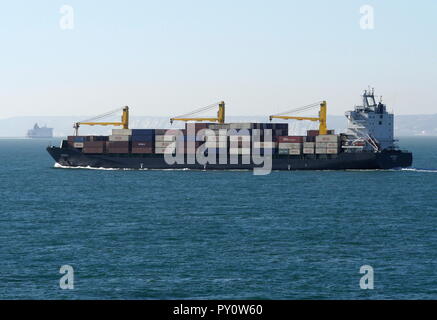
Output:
[[155, 129, 178, 154], [303, 142, 315, 154], [107, 129, 131, 153], [315, 134, 339, 154], [277, 136, 303, 155], [131, 129, 155, 154]]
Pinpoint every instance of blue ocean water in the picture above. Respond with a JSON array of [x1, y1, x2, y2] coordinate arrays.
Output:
[[0, 137, 436, 299]]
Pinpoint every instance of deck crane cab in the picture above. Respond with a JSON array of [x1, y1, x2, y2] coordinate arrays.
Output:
[[170, 101, 225, 124], [269, 101, 328, 135], [73, 106, 129, 136]]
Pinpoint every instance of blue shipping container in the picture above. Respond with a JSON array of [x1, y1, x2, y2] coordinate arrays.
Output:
[[131, 135, 154, 142], [131, 129, 155, 136]]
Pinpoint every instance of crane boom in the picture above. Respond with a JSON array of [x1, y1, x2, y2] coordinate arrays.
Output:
[[170, 101, 225, 124], [74, 106, 129, 135], [270, 101, 328, 135]]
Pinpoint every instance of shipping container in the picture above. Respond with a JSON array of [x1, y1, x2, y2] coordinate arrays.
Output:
[[315, 142, 328, 148], [307, 129, 335, 136], [107, 148, 129, 154], [289, 149, 301, 155], [131, 135, 154, 142], [306, 136, 316, 142], [131, 129, 155, 135], [254, 142, 276, 148], [107, 141, 129, 147], [326, 148, 339, 154], [303, 142, 315, 148], [315, 135, 339, 143], [131, 147, 154, 154], [84, 141, 106, 148], [155, 147, 176, 154], [132, 141, 153, 148], [73, 142, 84, 148], [278, 136, 304, 143], [109, 135, 130, 142], [112, 129, 132, 136], [303, 148, 315, 154], [315, 148, 327, 154], [278, 149, 290, 155], [326, 142, 339, 148], [155, 135, 177, 142], [278, 142, 301, 149], [155, 141, 176, 148]]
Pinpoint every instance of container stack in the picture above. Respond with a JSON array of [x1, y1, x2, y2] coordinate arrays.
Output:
[[277, 136, 303, 155], [108, 129, 131, 153], [315, 134, 340, 154], [303, 142, 315, 154], [131, 129, 155, 154], [155, 129, 178, 154]]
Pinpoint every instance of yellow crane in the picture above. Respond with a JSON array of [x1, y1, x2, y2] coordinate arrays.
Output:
[[170, 101, 225, 124], [269, 101, 328, 135], [74, 106, 129, 135]]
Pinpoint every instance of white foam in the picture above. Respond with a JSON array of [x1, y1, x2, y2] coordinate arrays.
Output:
[[399, 168, 437, 173]]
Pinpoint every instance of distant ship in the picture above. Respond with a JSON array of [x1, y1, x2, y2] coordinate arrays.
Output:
[[27, 123, 53, 138]]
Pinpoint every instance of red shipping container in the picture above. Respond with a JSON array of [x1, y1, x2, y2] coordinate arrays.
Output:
[[307, 130, 335, 136], [84, 141, 106, 148], [107, 148, 129, 154], [131, 147, 153, 154], [278, 136, 304, 143]]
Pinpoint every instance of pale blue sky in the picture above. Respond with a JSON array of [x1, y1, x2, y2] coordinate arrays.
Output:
[[0, 0, 436, 118]]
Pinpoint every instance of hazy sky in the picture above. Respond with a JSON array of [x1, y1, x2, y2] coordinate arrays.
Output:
[[1, 0, 436, 119]]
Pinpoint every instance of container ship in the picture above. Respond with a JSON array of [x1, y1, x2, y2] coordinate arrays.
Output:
[[47, 89, 412, 171]]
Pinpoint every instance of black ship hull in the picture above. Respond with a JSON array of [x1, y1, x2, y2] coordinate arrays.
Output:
[[47, 147, 413, 171]]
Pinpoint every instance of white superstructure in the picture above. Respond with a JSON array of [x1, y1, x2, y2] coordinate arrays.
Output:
[[344, 89, 395, 151]]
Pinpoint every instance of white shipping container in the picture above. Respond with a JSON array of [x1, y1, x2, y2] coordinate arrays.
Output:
[[155, 141, 176, 148], [289, 149, 301, 155], [303, 148, 315, 154], [155, 135, 177, 142], [109, 135, 130, 142], [112, 129, 132, 136], [326, 143, 338, 148], [73, 142, 84, 148], [326, 148, 339, 154], [155, 147, 176, 154], [303, 142, 315, 148], [278, 143, 301, 149], [315, 148, 327, 154], [315, 134, 339, 143], [254, 142, 276, 148], [229, 123, 252, 129], [315, 142, 328, 148]]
